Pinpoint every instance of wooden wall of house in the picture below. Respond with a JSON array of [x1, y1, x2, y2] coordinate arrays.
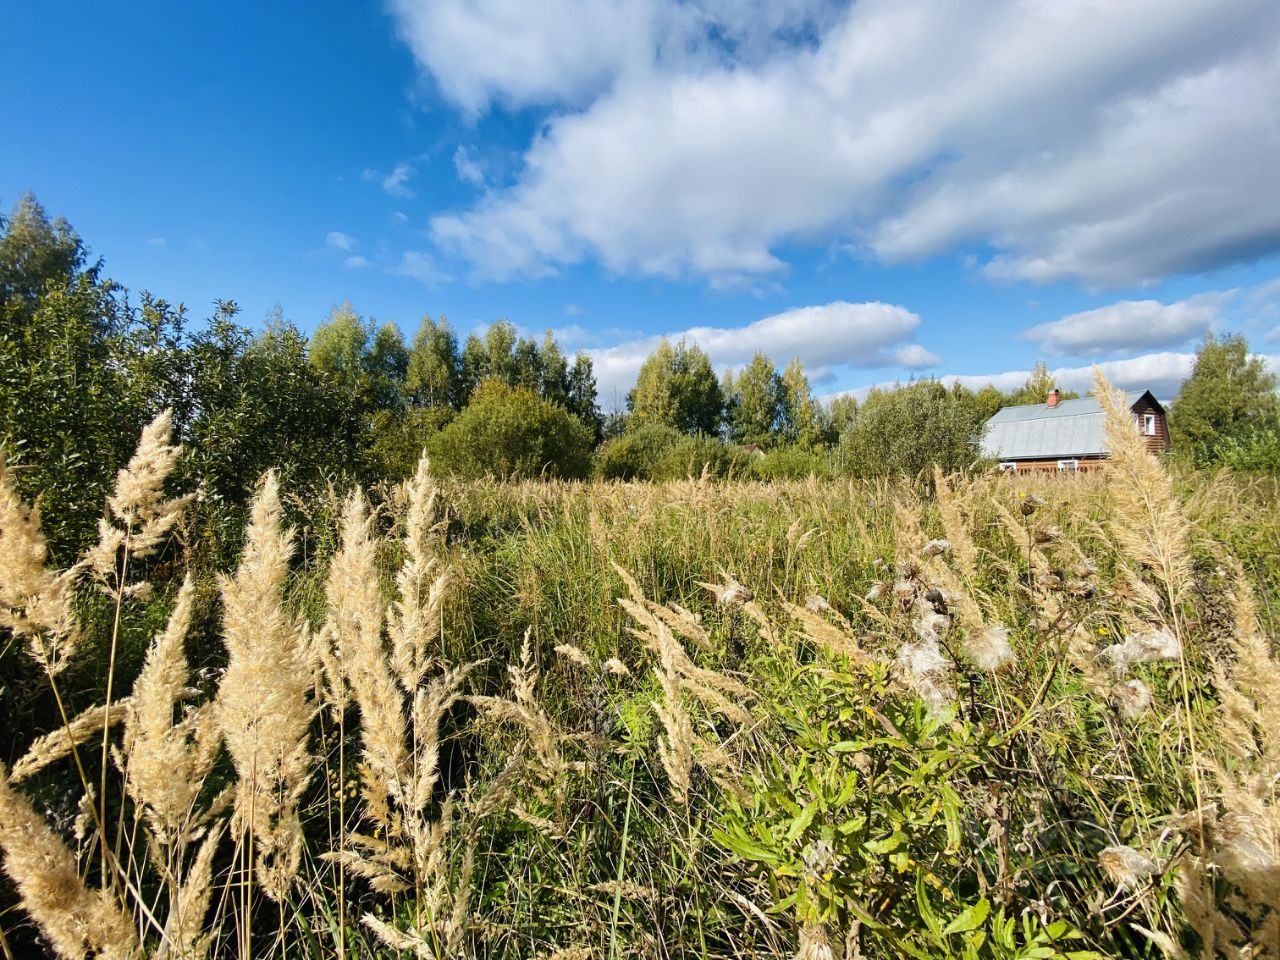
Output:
[[1002, 457, 1108, 474], [1130, 395, 1171, 454]]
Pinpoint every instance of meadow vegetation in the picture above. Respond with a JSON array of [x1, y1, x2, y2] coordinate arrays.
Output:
[[2, 368, 1278, 958]]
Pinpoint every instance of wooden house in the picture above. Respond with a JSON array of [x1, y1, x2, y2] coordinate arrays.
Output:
[[980, 389, 1169, 472]]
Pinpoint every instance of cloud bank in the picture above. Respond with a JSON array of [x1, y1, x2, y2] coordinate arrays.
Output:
[[389, 0, 1280, 287], [587, 299, 934, 406]]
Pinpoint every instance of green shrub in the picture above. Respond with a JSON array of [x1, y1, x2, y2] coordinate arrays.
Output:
[[427, 379, 593, 479], [748, 444, 835, 480], [594, 421, 684, 480]]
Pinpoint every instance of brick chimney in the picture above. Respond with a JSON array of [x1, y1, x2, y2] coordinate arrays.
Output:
[[1046, 389, 1060, 408]]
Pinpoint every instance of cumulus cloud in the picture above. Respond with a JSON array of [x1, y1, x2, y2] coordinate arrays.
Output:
[[453, 145, 486, 186], [390, 0, 1280, 286], [381, 163, 417, 198], [834, 351, 1280, 405], [388, 250, 453, 286], [587, 300, 934, 406], [1022, 294, 1227, 357], [326, 231, 357, 253]]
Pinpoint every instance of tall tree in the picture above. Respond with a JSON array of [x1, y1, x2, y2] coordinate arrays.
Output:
[[566, 351, 601, 438], [1006, 362, 1079, 405], [309, 300, 369, 391], [628, 339, 723, 435], [1172, 333, 1280, 462], [407, 315, 460, 408], [729, 352, 785, 446], [780, 357, 821, 447]]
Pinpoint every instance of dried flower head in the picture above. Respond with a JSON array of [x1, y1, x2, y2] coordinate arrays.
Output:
[[1099, 844, 1156, 890], [1113, 679, 1153, 719], [796, 923, 835, 960], [865, 581, 888, 602], [922, 538, 951, 557], [554, 644, 592, 669], [895, 639, 955, 713], [967, 624, 1016, 672], [804, 594, 832, 614], [1020, 493, 1046, 516], [602, 658, 631, 678]]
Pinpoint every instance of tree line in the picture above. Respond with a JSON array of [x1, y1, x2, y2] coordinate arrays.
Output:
[[3, 194, 1277, 559]]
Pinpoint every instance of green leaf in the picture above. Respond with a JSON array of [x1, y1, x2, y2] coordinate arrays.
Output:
[[942, 899, 990, 936], [712, 829, 778, 863], [785, 801, 819, 844]]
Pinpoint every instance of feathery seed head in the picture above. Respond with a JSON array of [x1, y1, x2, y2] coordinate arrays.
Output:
[[922, 538, 951, 557], [968, 624, 1016, 672], [804, 593, 832, 613], [1099, 845, 1156, 890]]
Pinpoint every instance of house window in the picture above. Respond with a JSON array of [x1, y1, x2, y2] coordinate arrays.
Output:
[[1142, 413, 1158, 436], [1056, 459, 1079, 472], [998, 462, 1017, 472]]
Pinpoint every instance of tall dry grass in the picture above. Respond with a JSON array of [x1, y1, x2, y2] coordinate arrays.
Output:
[[0, 375, 1277, 958]]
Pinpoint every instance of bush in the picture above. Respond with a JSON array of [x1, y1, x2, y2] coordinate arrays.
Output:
[[595, 423, 754, 481], [427, 379, 593, 479], [1218, 427, 1280, 474], [747, 444, 834, 480], [594, 421, 684, 480]]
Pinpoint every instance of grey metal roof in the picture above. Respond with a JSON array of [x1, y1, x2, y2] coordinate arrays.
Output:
[[980, 392, 1143, 461]]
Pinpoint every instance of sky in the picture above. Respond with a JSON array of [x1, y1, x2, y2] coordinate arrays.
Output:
[[4, 0, 1280, 408]]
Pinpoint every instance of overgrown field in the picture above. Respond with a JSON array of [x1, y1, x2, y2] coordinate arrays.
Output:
[[2, 377, 1278, 959]]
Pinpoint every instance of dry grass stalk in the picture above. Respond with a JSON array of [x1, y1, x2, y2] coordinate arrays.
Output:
[[9, 701, 129, 785], [389, 456, 447, 691], [1170, 572, 1280, 956], [0, 766, 137, 960], [471, 632, 569, 784], [85, 409, 190, 594], [0, 453, 82, 672], [1095, 370, 1192, 621], [123, 576, 221, 843], [326, 490, 409, 819], [614, 568, 753, 801], [216, 471, 314, 901]]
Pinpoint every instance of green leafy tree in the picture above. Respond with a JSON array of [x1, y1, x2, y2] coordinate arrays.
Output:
[[309, 300, 369, 390], [407, 315, 460, 408], [780, 357, 823, 447], [729, 353, 785, 446], [1005, 362, 1079, 406], [627, 339, 723, 435], [428, 380, 593, 479], [972, 383, 1007, 421], [837, 380, 987, 478], [566, 351, 602, 439], [0, 195, 162, 556], [369, 321, 409, 410], [1172, 333, 1280, 463]]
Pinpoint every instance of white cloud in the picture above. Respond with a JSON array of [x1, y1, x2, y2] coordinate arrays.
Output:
[[343, 255, 371, 269], [453, 145, 486, 186], [147, 236, 167, 248], [326, 231, 357, 253], [392, 211, 409, 225], [832, 351, 1280, 404], [382, 163, 417, 198], [587, 300, 933, 406], [1265, 326, 1280, 343], [1022, 294, 1227, 357], [388, 250, 453, 286], [393, 0, 1280, 286]]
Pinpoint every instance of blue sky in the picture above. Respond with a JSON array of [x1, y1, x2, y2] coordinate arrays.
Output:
[[4, 0, 1280, 407]]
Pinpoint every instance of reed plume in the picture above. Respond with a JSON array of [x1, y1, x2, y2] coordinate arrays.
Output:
[[0, 766, 137, 960], [0, 452, 82, 673], [216, 471, 314, 901], [122, 575, 221, 843]]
